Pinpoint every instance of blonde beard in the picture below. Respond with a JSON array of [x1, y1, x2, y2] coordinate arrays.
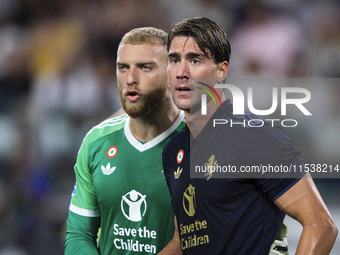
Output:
[[120, 86, 167, 118]]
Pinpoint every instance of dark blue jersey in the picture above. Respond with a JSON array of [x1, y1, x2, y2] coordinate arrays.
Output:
[[162, 100, 306, 255]]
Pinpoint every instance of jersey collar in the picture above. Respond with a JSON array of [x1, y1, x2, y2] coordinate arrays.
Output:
[[124, 111, 185, 152]]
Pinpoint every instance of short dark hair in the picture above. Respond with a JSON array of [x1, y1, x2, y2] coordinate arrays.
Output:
[[168, 17, 231, 64]]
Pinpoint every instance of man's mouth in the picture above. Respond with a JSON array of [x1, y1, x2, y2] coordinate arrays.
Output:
[[126, 91, 140, 102], [177, 87, 191, 92], [176, 83, 193, 97]]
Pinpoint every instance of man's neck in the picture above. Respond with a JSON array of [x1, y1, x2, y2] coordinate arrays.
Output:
[[129, 96, 180, 142], [186, 99, 224, 138]]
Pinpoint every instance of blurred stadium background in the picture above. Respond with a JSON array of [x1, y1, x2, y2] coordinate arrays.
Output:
[[0, 0, 339, 254]]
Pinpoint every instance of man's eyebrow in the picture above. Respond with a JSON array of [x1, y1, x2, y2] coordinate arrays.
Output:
[[116, 61, 128, 65], [168, 52, 204, 59], [136, 62, 155, 67], [186, 52, 204, 59], [168, 52, 179, 58]]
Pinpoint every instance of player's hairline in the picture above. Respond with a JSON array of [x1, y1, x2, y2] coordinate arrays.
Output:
[[119, 27, 168, 48]]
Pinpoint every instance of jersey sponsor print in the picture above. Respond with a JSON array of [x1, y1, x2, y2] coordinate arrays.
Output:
[[69, 113, 185, 254]]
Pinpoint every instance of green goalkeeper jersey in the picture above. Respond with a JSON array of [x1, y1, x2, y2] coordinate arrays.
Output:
[[67, 112, 185, 254]]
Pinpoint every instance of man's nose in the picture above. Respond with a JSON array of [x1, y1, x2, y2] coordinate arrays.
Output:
[[127, 67, 138, 85], [176, 61, 190, 79]]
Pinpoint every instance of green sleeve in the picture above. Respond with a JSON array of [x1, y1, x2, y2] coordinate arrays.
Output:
[[65, 211, 101, 255], [71, 132, 100, 213]]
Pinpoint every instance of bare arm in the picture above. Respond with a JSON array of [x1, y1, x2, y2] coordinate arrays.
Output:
[[158, 216, 182, 255], [274, 173, 338, 255]]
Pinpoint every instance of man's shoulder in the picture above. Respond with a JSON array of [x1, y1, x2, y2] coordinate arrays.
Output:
[[166, 126, 187, 146], [163, 126, 188, 162], [84, 114, 128, 144]]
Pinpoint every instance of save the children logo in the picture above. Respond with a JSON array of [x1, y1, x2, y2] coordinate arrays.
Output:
[[183, 184, 196, 217], [121, 190, 147, 222]]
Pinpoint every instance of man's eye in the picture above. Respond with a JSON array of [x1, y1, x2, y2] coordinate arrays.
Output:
[[142, 65, 152, 71], [170, 58, 179, 64], [191, 59, 200, 64], [118, 66, 127, 71]]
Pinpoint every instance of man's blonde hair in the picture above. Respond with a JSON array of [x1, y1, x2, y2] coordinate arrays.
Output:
[[120, 27, 168, 47]]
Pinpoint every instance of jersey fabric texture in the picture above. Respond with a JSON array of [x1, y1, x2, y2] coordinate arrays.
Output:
[[162, 100, 306, 255], [66, 112, 185, 255]]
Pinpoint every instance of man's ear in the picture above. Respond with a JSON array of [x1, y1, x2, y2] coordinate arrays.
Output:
[[216, 61, 229, 83]]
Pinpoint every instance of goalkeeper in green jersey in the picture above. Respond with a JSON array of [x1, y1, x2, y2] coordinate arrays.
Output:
[[64, 26, 292, 255], [64, 27, 184, 255]]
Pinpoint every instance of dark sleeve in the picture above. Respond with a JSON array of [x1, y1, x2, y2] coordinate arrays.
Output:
[[64, 211, 101, 255]]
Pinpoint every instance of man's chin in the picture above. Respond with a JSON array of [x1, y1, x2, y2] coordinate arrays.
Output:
[[123, 106, 144, 118], [173, 98, 190, 111]]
